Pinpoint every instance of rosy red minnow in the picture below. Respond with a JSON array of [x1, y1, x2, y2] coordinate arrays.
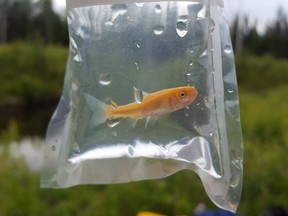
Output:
[[84, 86, 198, 127]]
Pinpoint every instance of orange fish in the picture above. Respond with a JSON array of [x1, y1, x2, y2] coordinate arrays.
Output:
[[84, 86, 198, 127]]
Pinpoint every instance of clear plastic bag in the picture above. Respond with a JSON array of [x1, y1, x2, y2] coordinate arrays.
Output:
[[41, 0, 243, 212]]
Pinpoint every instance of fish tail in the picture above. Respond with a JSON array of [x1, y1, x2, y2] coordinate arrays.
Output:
[[83, 93, 107, 128]]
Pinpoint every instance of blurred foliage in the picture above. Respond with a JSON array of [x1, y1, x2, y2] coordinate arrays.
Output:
[[0, 42, 67, 103], [230, 7, 288, 59], [0, 42, 288, 215], [0, 0, 68, 45]]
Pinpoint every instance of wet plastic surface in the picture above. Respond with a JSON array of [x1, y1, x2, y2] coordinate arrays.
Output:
[[41, 0, 243, 212]]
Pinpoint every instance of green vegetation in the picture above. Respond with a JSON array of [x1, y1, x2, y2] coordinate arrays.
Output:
[[0, 42, 67, 103], [0, 43, 288, 215]]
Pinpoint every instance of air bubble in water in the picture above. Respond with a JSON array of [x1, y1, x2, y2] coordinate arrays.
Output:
[[153, 25, 165, 35], [224, 44, 232, 54], [111, 4, 127, 21], [107, 118, 121, 128], [99, 73, 111, 85], [155, 5, 161, 13], [133, 87, 143, 104], [184, 106, 190, 116], [176, 21, 188, 37]]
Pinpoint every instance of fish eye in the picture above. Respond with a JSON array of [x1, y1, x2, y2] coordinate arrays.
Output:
[[179, 91, 186, 98]]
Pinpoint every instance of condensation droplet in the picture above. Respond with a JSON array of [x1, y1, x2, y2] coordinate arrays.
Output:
[[186, 70, 191, 76], [224, 44, 232, 54], [184, 106, 190, 116], [99, 73, 111, 85], [133, 87, 143, 104], [107, 118, 121, 128], [51, 145, 56, 151], [176, 21, 188, 37], [153, 25, 165, 35], [189, 60, 194, 66], [228, 89, 234, 93], [154, 5, 161, 13], [135, 2, 144, 7]]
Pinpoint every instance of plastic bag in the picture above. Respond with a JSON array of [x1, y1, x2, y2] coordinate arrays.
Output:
[[41, 0, 243, 212]]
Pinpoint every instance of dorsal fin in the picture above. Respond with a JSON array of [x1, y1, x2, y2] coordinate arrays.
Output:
[[133, 86, 148, 104]]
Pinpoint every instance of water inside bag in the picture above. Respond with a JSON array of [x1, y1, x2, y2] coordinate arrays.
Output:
[[41, 0, 243, 212]]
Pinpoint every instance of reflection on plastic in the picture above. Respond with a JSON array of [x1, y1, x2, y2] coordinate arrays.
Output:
[[41, 0, 243, 213]]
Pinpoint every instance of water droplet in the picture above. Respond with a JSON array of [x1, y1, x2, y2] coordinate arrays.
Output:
[[105, 21, 113, 26], [72, 142, 81, 155], [107, 118, 121, 128], [178, 15, 188, 22], [228, 89, 234, 94], [72, 81, 78, 91], [135, 62, 139, 70], [135, 2, 144, 7], [128, 146, 134, 155], [176, 21, 188, 37], [51, 145, 56, 151], [99, 73, 111, 85], [135, 43, 140, 48], [224, 44, 232, 54], [154, 5, 161, 13], [186, 70, 191, 76], [153, 25, 164, 35], [197, 6, 206, 19], [133, 87, 143, 104], [230, 171, 240, 187], [184, 106, 190, 116], [111, 4, 127, 21], [73, 54, 82, 62], [189, 60, 193, 66]]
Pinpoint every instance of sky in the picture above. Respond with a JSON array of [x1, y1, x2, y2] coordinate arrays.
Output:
[[53, 0, 288, 33]]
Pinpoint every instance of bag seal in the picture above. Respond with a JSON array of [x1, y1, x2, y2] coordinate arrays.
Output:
[[66, 0, 224, 10]]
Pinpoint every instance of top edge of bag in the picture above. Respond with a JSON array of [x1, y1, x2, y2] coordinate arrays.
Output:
[[66, 0, 224, 10]]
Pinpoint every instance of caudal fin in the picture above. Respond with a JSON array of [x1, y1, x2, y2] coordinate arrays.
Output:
[[83, 93, 107, 128]]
